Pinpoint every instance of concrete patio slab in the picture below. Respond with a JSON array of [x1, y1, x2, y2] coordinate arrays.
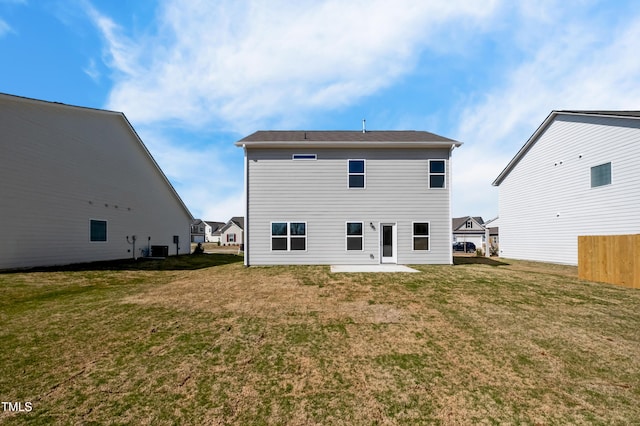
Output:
[[330, 264, 420, 273]]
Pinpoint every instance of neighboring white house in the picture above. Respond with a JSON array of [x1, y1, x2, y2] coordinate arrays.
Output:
[[220, 217, 244, 246], [452, 216, 485, 251], [483, 216, 500, 251], [492, 110, 640, 265], [190, 219, 209, 243], [0, 93, 193, 269], [190, 220, 225, 243], [236, 130, 462, 265], [206, 221, 226, 243]]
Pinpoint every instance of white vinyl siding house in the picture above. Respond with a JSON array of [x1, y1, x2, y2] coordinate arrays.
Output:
[[452, 216, 486, 250], [493, 110, 640, 265], [220, 217, 244, 246], [236, 131, 462, 266], [0, 93, 193, 270]]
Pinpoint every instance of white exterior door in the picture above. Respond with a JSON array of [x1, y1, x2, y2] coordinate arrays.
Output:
[[380, 223, 397, 263]]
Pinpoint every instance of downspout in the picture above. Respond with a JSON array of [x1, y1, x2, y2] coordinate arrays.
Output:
[[243, 144, 249, 266]]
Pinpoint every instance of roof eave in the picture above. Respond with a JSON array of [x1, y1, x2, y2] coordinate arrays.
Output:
[[235, 140, 462, 149], [492, 111, 558, 186]]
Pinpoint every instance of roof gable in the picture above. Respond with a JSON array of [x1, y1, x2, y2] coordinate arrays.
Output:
[[492, 110, 640, 186], [221, 217, 245, 232], [1, 92, 193, 220], [452, 216, 485, 232]]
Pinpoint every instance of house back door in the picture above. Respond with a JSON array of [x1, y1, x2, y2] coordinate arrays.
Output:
[[380, 223, 397, 264]]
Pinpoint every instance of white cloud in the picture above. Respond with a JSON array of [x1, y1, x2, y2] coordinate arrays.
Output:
[[85, 0, 640, 223], [89, 0, 501, 132], [451, 10, 640, 219], [133, 126, 244, 219], [0, 18, 13, 37], [83, 57, 101, 82]]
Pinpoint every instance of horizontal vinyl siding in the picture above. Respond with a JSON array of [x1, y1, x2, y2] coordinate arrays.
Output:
[[0, 97, 191, 269], [247, 148, 452, 265], [499, 115, 640, 265]]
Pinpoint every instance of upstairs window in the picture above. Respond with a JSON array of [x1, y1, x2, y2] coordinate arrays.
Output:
[[429, 160, 446, 188], [413, 222, 430, 251], [348, 160, 365, 188], [591, 162, 611, 188], [346, 222, 364, 251], [271, 222, 306, 251], [90, 220, 107, 242]]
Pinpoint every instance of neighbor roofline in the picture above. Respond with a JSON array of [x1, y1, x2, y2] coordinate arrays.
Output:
[[491, 110, 640, 187]]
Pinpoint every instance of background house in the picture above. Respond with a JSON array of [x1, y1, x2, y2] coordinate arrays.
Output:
[[0, 93, 193, 269], [236, 130, 462, 265], [220, 217, 244, 246], [190, 219, 208, 243], [483, 216, 500, 254], [206, 221, 226, 243], [492, 110, 640, 265], [452, 216, 485, 251]]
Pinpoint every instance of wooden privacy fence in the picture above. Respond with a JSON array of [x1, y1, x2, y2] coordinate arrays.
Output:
[[578, 234, 640, 289]]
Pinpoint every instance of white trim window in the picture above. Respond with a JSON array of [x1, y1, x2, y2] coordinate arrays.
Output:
[[591, 162, 611, 188], [428, 160, 446, 189], [348, 159, 366, 188], [412, 222, 430, 251], [271, 221, 307, 251], [346, 222, 364, 251], [90, 219, 107, 242]]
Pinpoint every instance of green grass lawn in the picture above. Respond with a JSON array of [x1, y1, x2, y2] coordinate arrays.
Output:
[[1, 255, 639, 424]]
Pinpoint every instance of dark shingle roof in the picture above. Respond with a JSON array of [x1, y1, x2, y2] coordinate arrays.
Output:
[[238, 130, 457, 143], [452, 216, 485, 231], [221, 217, 245, 233], [557, 110, 640, 118]]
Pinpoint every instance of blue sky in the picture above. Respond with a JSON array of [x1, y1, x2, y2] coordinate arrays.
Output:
[[3, 0, 640, 222]]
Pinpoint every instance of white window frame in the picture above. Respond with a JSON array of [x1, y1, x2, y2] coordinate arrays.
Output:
[[89, 219, 108, 243], [428, 160, 446, 189], [412, 221, 430, 251], [345, 221, 364, 251], [348, 159, 366, 189], [270, 221, 307, 252], [292, 154, 317, 160]]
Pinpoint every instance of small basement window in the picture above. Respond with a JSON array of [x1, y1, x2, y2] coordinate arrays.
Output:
[[292, 154, 317, 160], [591, 162, 611, 187], [90, 219, 107, 242]]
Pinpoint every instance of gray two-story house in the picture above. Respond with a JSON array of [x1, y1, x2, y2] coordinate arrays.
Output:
[[236, 130, 462, 266]]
